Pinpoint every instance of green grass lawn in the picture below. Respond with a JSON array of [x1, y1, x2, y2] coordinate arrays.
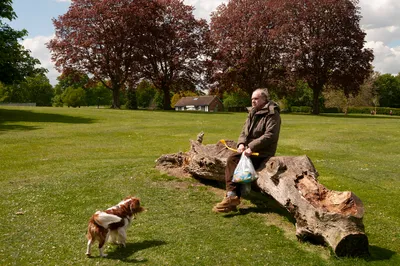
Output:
[[0, 106, 399, 265]]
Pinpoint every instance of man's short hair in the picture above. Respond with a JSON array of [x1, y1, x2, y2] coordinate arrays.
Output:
[[255, 88, 269, 102]]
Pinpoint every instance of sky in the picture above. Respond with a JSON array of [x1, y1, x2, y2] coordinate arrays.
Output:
[[7, 0, 400, 86]]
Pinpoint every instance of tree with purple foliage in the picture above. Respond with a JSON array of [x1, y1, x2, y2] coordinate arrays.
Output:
[[274, 0, 374, 114], [209, 0, 373, 114], [48, 0, 160, 108], [140, 0, 210, 110], [209, 0, 283, 97]]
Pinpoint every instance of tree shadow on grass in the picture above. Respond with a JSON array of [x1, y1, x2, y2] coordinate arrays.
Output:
[[222, 193, 396, 262], [198, 178, 295, 222], [200, 178, 397, 261], [103, 240, 167, 263], [0, 108, 95, 132], [222, 189, 396, 262], [0, 124, 41, 132], [222, 190, 296, 224]]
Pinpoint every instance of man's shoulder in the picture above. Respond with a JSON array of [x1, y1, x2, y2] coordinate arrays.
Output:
[[259, 101, 280, 115], [270, 101, 281, 114]]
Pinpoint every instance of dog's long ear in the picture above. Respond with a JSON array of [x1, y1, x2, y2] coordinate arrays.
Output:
[[130, 198, 144, 213], [123, 196, 133, 201]]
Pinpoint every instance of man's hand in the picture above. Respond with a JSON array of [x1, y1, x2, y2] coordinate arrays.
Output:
[[244, 147, 253, 157], [237, 144, 245, 153]]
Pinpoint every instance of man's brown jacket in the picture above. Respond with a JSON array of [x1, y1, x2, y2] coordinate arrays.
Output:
[[237, 101, 281, 157]]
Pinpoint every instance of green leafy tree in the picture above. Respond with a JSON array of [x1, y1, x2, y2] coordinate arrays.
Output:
[[125, 87, 137, 110], [136, 80, 157, 108], [21, 74, 53, 106], [286, 81, 313, 108], [53, 69, 93, 106], [171, 91, 198, 108], [62, 87, 86, 108], [374, 73, 400, 108], [323, 71, 380, 112], [52, 94, 63, 107], [53, 69, 113, 107], [222, 90, 251, 109], [0, 81, 6, 102], [85, 82, 112, 106], [0, 83, 23, 102], [0, 0, 45, 85], [352, 71, 379, 107], [149, 91, 164, 110], [0, 74, 53, 105], [323, 89, 348, 113], [56, 69, 89, 91]]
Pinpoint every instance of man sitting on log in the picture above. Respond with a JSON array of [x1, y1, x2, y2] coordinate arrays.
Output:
[[213, 88, 282, 213]]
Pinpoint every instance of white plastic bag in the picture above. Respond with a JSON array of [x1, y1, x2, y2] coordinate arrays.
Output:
[[232, 153, 258, 183]]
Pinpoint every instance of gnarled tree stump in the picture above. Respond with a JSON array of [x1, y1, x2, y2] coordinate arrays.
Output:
[[155, 133, 369, 257]]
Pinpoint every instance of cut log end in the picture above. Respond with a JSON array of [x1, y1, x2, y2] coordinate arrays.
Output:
[[335, 234, 369, 257]]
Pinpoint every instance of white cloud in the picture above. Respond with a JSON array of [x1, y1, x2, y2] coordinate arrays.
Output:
[[365, 41, 400, 75], [359, 0, 400, 75], [364, 26, 400, 46], [359, 0, 400, 30], [359, 0, 400, 43], [184, 0, 226, 20], [22, 35, 59, 86]]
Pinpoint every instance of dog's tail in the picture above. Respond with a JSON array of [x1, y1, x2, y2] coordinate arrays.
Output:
[[93, 211, 122, 228]]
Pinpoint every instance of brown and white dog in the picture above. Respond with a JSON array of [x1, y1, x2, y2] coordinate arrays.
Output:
[[85, 196, 145, 257]]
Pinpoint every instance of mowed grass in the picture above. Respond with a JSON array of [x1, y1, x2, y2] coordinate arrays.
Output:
[[0, 106, 399, 266]]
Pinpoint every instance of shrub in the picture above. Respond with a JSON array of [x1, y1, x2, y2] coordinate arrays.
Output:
[[290, 106, 312, 113], [322, 107, 341, 113], [62, 87, 86, 107], [223, 90, 251, 109], [347, 107, 399, 115], [52, 94, 63, 107], [125, 88, 137, 110]]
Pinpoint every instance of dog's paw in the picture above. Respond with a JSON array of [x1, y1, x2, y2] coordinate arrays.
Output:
[[100, 253, 108, 258], [85, 252, 91, 257]]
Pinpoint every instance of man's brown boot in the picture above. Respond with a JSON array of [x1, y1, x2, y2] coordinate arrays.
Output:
[[212, 196, 240, 213]]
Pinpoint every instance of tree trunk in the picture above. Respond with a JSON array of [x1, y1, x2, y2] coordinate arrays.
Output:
[[155, 133, 369, 257], [256, 156, 368, 257], [126, 87, 137, 110], [312, 87, 320, 115], [162, 84, 172, 110], [111, 86, 120, 109]]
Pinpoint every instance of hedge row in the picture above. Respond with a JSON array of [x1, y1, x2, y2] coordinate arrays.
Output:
[[289, 106, 399, 116], [347, 107, 399, 116], [290, 106, 312, 113]]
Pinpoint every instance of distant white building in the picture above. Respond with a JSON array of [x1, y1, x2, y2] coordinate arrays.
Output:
[[174, 96, 223, 112]]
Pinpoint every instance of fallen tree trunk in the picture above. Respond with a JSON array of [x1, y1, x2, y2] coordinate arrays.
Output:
[[155, 133, 369, 257]]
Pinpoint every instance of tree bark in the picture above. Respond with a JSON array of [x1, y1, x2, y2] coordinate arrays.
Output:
[[111, 87, 120, 109], [256, 155, 368, 257], [155, 133, 369, 257], [311, 84, 321, 115]]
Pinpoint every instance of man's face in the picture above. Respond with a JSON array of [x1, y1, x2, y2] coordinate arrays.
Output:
[[251, 91, 266, 110]]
